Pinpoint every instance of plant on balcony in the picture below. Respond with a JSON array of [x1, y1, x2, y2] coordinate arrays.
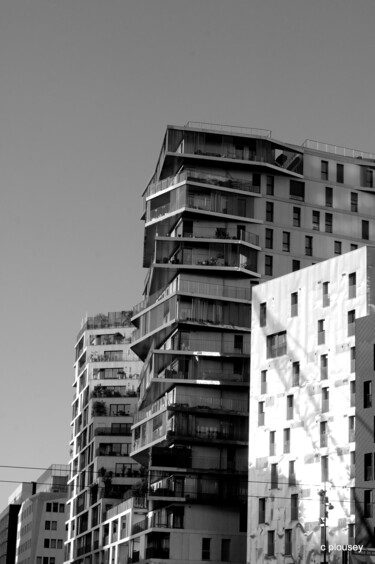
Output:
[[92, 401, 107, 416], [131, 479, 148, 497]]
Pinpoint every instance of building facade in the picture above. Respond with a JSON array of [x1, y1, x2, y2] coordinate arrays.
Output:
[[248, 247, 375, 563], [64, 311, 143, 564], [0, 484, 34, 564]]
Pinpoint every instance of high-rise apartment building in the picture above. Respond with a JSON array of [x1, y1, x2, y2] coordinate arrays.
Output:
[[65, 312, 143, 564], [128, 122, 375, 563], [248, 247, 375, 563]]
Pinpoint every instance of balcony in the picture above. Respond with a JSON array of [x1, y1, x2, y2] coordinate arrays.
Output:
[[94, 427, 131, 436]]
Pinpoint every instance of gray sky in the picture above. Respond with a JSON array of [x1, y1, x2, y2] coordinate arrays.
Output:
[[1, 0, 374, 508]]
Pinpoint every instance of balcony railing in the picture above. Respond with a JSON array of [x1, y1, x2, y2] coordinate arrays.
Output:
[[94, 427, 131, 436]]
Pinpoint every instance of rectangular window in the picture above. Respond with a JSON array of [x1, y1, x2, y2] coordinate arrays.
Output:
[[320, 421, 327, 447], [291, 494, 299, 520], [349, 273, 356, 299], [365, 168, 374, 188], [321, 354, 328, 380], [292, 362, 300, 386], [322, 387, 329, 413], [269, 431, 276, 456], [293, 206, 301, 227], [261, 370, 267, 394], [287, 395, 294, 420], [350, 451, 356, 479], [348, 523, 355, 542], [291, 292, 298, 317], [271, 463, 278, 488], [351, 243, 358, 251], [265, 228, 273, 249], [322, 281, 330, 307], [259, 498, 266, 524], [364, 381, 372, 408], [350, 347, 356, 373], [288, 460, 296, 486], [362, 220, 369, 240], [221, 539, 230, 562], [312, 210, 320, 230], [365, 453, 373, 481], [283, 231, 290, 252], [267, 531, 275, 557], [44, 539, 50, 548], [290, 180, 305, 201], [305, 236, 313, 256], [45, 521, 50, 530], [234, 334, 243, 353], [334, 241, 342, 255], [318, 319, 325, 345], [202, 538, 211, 560], [260, 303, 267, 327], [351, 192, 358, 212], [266, 202, 274, 222], [285, 529, 292, 556], [348, 310, 355, 337], [258, 402, 265, 426], [267, 331, 287, 358], [266, 175, 274, 195], [321, 455, 329, 482], [321, 161, 329, 180], [284, 428, 291, 453], [350, 381, 356, 408], [325, 186, 333, 207], [325, 213, 333, 233], [265, 255, 273, 276], [337, 163, 344, 183], [365, 490, 373, 518], [292, 260, 300, 272]]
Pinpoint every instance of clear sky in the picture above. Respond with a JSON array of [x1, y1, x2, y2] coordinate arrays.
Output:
[[1, 0, 374, 508]]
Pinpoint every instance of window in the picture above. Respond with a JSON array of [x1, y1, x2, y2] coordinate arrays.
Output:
[[365, 453, 373, 481], [322, 387, 329, 413], [51, 521, 57, 531], [365, 490, 373, 518], [292, 361, 300, 386], [351, 192, 358, 212], [265, 255, 273, 276], [46, 503, 52, 512], [305, 236, 313, 256], [266, 175, 274, 195], [287, 395, 294, 420], [269, 431, 276, 455], [349, 273, 356, 299], [325, 186, 333, 207], [291, 292, 298, 317], [50, 539, 56, 548], [221, 539, 231, 562], [365, 168, 374, 188], [265, 228, 273, 249], [266, 202, 274, 222], [260, 303, 267, 327], [348, 310, 355, 337], [325, 213, 333, 233], [271, 463, 278, 488], [234, 334, 243, 353], [312, 210, 320, 230], [267, 531, 275, 556], [351, 244, 358, 251], [320, 354, 328, 380], [258, 402, 265, 426], [321, 455, 329, 482], [267, 331, 287, 358], [364, 381, 372, 408], [318, 319, 325, 345], [283, 231, 290, 252], [285, 529, 292, 556], [259, 498, 266, 523], [321, 161, 329, 180], [45, 521, 51, 530], [290, 180, 305, 201], [334, 241, 342, 255], [348, 523, 355, 542], [362, 220, 369, 240], [292, 260, 300, 272], [202, 538, 211, 560], [350, 381, 356, 408], [284, 428, 291, 453], [336, 163, 344, 183], [44, 539, 50, 548], [350, 451, 356, 479], [289, 460, 296, 486], [291, 494, 299, 520], [322, 281, 330, 307], [350, 347, 356, 373], [293, 206, 301, 227], [261, 370, 267, 394], [320, 421, 327, 447], [59, 504, 65, 513]]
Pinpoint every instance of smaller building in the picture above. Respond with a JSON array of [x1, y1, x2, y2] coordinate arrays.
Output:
[[0, 483, 34, 564]]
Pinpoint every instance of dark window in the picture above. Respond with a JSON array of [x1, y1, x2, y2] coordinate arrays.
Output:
[[350, 451, 356, 479], [266, 176, 274, 195], [291, 292, 298, 317], [283, 231, 290, 252], [365, 169, 374, 188], [318, 319, 325, 345], [325, 186, 333, 207], [321, 354, 328, 380], [271, 463, 278, 488], [305, 236, 313, 256], [44, 539, 50, 548], [350, 382, 356, 408], [291, 494, 299, 520], [321, 455, 329, 482], [351, 244, 358, 251], [267, 331, 287, 358], [269, 431, 276, 456], [265, 228, 273, 249], [260, 302, 267, 327], [258, 402, 265, 426], [290, 180, 305, 201], [320, 421, 327, 447], [221, 539, 230, 562], [351, 193, 358, 212], [292, 362, 300, 386], [234, 335, 243, 353], [292, 260, 300, 272], [285, 529, 292, 555], [289, 460, 296, 486], [202, 538, 211, 560], [321, 161, 329, 181], [322, 387, 329, 413], [322, 282, 330, 307], [362, 220, 370, 240], [284, 428, 290, 453], [45, 521, 51, 530], [348, 310, 355, 337], [325, 213, 333, 233], [334, 241, 342, 255], [59, 504, 65, 513], [364, 381, 372, 408], [365, 453, 373, 481], [265, 255, 273, 276], [266, 202, 274, 222], [349, 273, 356, 299], [261, 370, 267, 394], [46, 503, 52, 512], [287, 395, 294, 420], [259, 498, 266, 524], [337, 163, 344, 183], [365, 490, 373, 518], [267, 531, 275, 556], [312, 210, 320, 230], [293, 207, 301, 227]]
